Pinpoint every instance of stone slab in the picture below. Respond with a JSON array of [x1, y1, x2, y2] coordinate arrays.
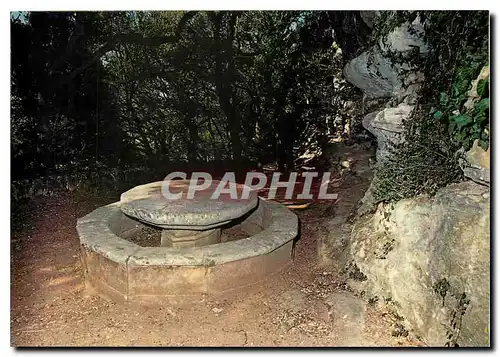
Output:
[[120, 180, 258, 229]]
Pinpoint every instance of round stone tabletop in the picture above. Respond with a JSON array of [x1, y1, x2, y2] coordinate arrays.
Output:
[[120, 180, 259, 230]]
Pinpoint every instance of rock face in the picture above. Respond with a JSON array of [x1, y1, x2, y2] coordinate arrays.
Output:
[[460, 139, 490, 186], [347, 181, 490, 346], [464, 65, 489, 111], [343, 17, 427, 99], [378, 19, 428, 55], [359, 11, 377, 29], [343, 47, 402, 98], [460, 65, 490, 186], [324, 291, 366, 346], [355, 103, 415, 214], [334, 12, 490, 348], [343, 15, 428, 214], [362, 103, 413, 163]]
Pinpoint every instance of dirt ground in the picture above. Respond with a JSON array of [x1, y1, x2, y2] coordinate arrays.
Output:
[[11, 168, 425, 347]]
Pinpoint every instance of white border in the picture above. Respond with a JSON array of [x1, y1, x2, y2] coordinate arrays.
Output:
[[2, 3, 497, 356], [4, 2, 496, 11]]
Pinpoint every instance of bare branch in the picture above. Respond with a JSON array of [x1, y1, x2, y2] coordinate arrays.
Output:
[[175, 11, 199, 38]]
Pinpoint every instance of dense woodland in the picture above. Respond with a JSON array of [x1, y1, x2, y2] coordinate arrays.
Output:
[[11, 11, 489, 202], [11, 11, 369, 186]]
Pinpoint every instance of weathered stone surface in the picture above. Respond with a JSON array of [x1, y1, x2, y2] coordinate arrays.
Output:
[[108, 209, 145, 238], [127, 264, 208, 298], [378, 18, 428, 55], [203, 202, 298, 265], [400, 83, 422, 104], [344, 47, 402, 98], [120, 180, 258, 230], [362, 103, 413, 163], [464, 65, 489, 111], [76, 206, 140, 264], [347, 181, 490, 346], [76, 200, 298, 305], [462, 166, 490, 186], [344, 17, 427, 99], [324, 291, 366, 346], [160, 228, 221, 248], [128, 246, 205, 266], [240, 199, 267, 235], [429, 182, 490, 347], [371, 103, 411, 133], [359, 11, 378, 29], [344, 16, 428, 218], [404, 71, 425, 86], [81, 247, 129, 303], [317, 216, 351, 271], [459, 140, 490, 186], [206, 241, 292, 294], [461, 140, 490, 185]]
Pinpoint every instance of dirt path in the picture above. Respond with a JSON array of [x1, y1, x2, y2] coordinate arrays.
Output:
[[11, 178, 422, 347]]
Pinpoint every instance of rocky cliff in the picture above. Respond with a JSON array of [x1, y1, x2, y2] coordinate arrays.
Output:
[[323, 11, 490, 347]]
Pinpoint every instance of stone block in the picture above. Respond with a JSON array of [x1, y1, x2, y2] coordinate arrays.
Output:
[[81, 247, 128, 302], [160, 228, 221, 248], [207, 241, 292, 294], [127, 264, 208, 299]]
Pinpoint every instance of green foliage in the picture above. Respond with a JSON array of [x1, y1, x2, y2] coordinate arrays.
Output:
[[11, 12, 126, 180], [372, 11, 489, 203], [12, 10, 356, 186], [420, 10, 489, 151], [372, 114, 463, 202], [432, 66, 489, 151]]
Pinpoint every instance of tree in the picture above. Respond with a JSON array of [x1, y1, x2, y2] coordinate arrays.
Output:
[[11, 10, 364, 183]]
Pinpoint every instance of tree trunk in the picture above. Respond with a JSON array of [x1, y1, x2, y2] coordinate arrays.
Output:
[[209, 11, 242, 169]]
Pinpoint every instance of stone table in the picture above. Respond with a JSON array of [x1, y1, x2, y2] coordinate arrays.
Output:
[[120, 180, 259, 248]]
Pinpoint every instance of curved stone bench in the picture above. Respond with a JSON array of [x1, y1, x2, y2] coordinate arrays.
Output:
[[76, 199, 298, 305]]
